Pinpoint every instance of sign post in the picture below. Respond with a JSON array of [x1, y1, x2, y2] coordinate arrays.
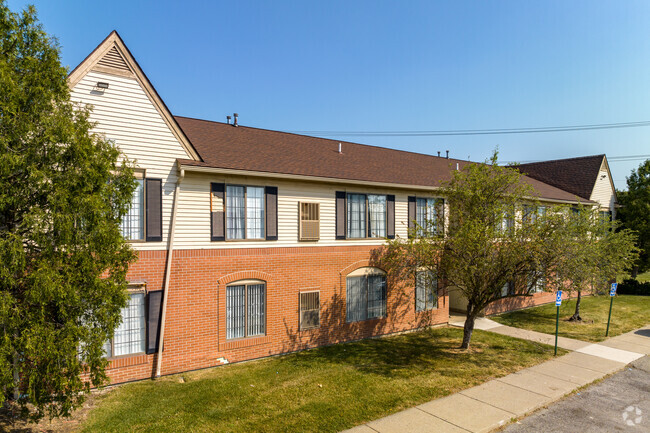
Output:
[[606, 283, 617, 337], [554, 290, 562, 356]]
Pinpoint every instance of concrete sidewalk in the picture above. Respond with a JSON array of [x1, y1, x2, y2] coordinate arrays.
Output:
[[342, 322, 647, 433]]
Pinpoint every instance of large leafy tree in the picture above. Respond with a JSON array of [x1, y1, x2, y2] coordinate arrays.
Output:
[[382, 151, 635, 349], [0, 3, 136, 420], [617, 159, 650, 277]]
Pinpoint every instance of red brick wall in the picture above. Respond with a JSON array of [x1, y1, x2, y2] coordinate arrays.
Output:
[[104, 245, 449, 384]]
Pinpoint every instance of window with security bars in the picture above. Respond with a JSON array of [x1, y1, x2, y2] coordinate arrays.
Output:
[[347, 194, 386, 239], [120, 179, 144, 240], [415, 270, 437, 311], [226, 185, 265, 240], [501, 281, 515, 297], [103, 292, 146, 357], [416, 198, 442, 236], [226, 282, 266, 339], [299, 202, 320, 240], [346, 274, 387, 322], [299, 291, 320, 330]]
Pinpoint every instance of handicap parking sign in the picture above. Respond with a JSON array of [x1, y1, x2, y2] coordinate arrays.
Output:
[[610, 283, 617, 297], [555, 290, 562, 306]]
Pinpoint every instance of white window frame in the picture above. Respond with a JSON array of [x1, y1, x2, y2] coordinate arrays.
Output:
[[416, 197, 443, 236], [225, 185, 265, 241], [415, 270, 438, 311], [226, 279, 267, 340], [346, 268, 387, 322], [120, 172, 146, 241], [104, 287, 146, 359], [346, 193, 387, 239], [299, 290, 320, 330]]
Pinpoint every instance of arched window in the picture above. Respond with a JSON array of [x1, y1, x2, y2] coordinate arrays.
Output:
[[346, 267, 387, 322], [226, 280, 266, 339]]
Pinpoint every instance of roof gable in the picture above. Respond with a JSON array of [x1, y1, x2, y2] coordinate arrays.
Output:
[[514, 155, 605, 200], [68, 31, 201, 161]]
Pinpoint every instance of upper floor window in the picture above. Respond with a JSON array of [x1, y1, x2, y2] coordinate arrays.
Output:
[[347, 194, 386, 239], [120, 176, 162, 242], [346, 268, 387, 322], [416, 198, 442, 236], [226, 280, 266, 339], [121, 179, 144, 240], [226, 185, 265, 240]]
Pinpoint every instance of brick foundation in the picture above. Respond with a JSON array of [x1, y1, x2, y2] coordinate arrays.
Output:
[[105, 245, 449, 384]]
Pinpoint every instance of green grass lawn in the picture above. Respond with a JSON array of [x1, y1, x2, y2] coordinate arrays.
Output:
[[492, 295, 650, 343], [81, 327, 561, 433]]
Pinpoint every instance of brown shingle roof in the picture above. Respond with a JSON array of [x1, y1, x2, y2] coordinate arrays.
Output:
[[514, 155, 605, 200], [175, 116, 591, 204]]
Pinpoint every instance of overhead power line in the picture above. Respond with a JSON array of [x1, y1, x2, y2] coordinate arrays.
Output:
[[288, 120, 650, 137]]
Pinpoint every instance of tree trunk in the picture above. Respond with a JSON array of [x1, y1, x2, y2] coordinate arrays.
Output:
[[461, 304, 476, 349], [631, 266, 639, 279], [569, 290, 582, 321]]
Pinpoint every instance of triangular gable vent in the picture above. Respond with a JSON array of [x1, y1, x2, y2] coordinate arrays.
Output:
[[97, 46, 131, 72]]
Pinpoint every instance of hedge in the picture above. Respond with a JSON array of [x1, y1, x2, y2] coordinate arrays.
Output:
[[617, 278, 650, 296]]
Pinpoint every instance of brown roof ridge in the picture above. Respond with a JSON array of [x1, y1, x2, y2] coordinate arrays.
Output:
[[515, 154, 605, 167], [173, 114, 469, 163]]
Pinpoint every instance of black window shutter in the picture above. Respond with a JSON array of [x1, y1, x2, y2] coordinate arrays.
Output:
[[265, 186, 278, 241], [386, 195, 395, 239], [408, 196, 416, 238], [146, 290, 163, 354], [145, 179, 163, 242], [211, 183, 225, 241], [335, 191, 346, 240]]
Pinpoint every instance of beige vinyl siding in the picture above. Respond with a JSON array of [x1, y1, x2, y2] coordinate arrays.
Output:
[[590, 168, 616, 213], [70, 70, 192, 251], [174, 172, 440, 250]]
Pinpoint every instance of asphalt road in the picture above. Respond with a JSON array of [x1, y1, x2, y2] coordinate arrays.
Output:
[[504, 356, 650, 433]]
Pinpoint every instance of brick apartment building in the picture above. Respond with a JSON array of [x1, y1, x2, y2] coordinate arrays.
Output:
[[68, 32, 617, 384]]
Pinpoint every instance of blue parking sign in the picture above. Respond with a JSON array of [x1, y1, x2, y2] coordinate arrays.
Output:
[[610, 283, 617, 297], [555, 290, 562, 306]]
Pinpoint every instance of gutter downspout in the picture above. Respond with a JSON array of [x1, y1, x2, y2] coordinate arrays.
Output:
[[155, 166, 184, 378]]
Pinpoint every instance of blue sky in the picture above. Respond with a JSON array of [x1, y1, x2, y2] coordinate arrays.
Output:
[[8, 0, 650, 189]]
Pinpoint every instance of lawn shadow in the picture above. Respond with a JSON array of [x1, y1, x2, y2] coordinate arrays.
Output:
[[278, 246, 450, 377]]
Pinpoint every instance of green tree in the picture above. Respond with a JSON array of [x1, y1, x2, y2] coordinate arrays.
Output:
[[382, 151, 636, 349], [0, 3, 137, 420], [617, 159, 650, 278], [556, 207, 638, 321]]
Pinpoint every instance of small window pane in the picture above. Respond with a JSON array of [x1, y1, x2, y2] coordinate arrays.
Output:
[[246, 187, 265, 239], [227, 285, 245, 339], [226, 186, 245, 239], [368, 195, 386, 238], [112, 293, 146, 356], [346, 276, 366, 322], [347, 194, 366, 238], [121, 179, 144, 240], [367, 275, 387, 318], [247, 284, 266, 336]]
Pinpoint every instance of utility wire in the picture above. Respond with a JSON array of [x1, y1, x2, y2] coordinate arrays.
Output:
[[288, 120, 650, 137]]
